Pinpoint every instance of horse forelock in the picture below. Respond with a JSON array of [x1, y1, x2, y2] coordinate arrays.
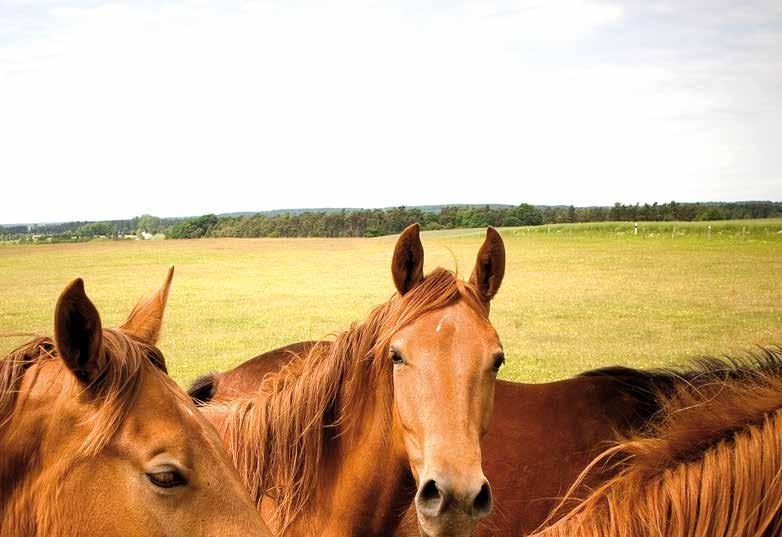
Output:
[[0, 329, 170, 456], [215, 267, 488, 533], [77, 328, 173, 456]]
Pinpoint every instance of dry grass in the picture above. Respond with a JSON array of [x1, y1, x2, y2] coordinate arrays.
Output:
[[2, 222, 781, 386]]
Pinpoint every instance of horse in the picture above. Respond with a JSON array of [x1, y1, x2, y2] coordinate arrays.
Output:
[[195, 224, 507, 537], [197, 344, 782, 536], [0, 268, 272, 537], [531, 348, 782, 537], [192, 342, 674, 536]]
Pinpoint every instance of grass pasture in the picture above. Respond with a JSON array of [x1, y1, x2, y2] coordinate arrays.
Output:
[[2, 219, 781, 387]]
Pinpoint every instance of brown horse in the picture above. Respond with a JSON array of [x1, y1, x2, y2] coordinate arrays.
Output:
[[0, 269, 271, 537], [195, 343, 782, 536], [196, 224, 507, 537], [192, 341, 671, 536], [532, 348, 782, 537]]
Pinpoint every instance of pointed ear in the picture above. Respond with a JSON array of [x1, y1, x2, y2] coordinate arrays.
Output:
[[392, 224, 424, 295], [470, 227, 506, 303], [119, 266, 174, 345], [54, 278, 106, 385]]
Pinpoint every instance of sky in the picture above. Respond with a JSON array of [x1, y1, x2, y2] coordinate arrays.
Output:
[[1, 0, 781, 223]]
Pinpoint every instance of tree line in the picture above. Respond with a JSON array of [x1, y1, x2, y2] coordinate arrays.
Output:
[[3, 201, 781, 242], [173, 205, 546, 239], [156, 201, 782, 239]]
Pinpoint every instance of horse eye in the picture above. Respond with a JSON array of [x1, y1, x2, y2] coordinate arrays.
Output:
[[147, 470, 187, 489], [492, 353, 505, 371], [389, 349, 405, 365]]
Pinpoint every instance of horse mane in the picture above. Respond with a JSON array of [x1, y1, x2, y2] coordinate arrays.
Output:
[[579, 349, 782, 424], [535, 346, 782, 537], [0, 329, 168, 457], [213, 267, 487, 533], [0, 337, 56, 429]]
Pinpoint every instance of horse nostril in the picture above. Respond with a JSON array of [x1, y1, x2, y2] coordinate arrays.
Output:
[[416, 479, 446, 516], [471, 481, 493, 518]]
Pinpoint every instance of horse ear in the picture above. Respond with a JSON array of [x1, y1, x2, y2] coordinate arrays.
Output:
[[392, 223, 424, 295], [470, 227, 506, 303], [119, 266, 174, 345], [54, 278, 106, 385]]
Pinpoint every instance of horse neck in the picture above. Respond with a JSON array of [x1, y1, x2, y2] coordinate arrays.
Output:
[[208, 362, 415, 537], [284, 382, 414, 537]]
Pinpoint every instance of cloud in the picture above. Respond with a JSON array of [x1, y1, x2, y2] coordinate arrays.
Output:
[[0, 1, 780, 222]]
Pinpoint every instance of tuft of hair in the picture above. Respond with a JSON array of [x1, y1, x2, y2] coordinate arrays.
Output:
[[0, 329, 171, 457], [188, 373, 218, 405], [212, 267, 487, 533], [77, 328, 172, 456], [0, 338, 56, 428], [534, 346, 782, 537]]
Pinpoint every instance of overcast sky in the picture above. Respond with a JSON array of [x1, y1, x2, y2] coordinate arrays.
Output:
[[1, 1, 781, 223]]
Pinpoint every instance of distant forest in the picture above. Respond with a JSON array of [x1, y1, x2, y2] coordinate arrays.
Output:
[[3, 201, 781, 242]]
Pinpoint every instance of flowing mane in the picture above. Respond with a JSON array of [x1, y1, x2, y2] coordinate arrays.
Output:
[[534, 347, 782, 537], [0, 329, 169, 456], [213, 267, 487, 532]]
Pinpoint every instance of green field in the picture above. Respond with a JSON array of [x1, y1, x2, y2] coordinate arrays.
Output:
[[2, 220, 781, 386]]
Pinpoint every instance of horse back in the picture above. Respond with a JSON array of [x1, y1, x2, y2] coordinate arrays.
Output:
[[188, 341, 316, 403]]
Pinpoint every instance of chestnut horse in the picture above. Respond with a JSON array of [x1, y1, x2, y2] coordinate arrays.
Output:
[[0, 269, 271, 537], [533, 348, 782, 537], [196, 224, 507, 537], [191, 342, 669, 536]]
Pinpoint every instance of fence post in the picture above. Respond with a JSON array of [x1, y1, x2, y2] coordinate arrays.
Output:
[[672, 226, 675, 239], [634, 222, 638, 236], [708, 225, 712, 240]]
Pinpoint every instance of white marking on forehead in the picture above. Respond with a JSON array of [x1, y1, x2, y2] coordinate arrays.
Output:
[[435, 314, 450, 332]]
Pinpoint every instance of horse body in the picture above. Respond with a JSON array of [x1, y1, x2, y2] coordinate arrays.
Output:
[[1, 271, 271, 537], [463, 374, 656, 536], [195, 344, 663, 535], [201, 334, 782, 537]]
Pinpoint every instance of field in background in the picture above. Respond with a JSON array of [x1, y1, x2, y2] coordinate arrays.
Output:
[[2, 220, 781, 387]]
